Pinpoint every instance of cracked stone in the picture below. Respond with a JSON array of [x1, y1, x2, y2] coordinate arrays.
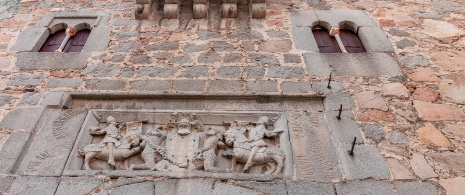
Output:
[[410, 153, 438, 179]]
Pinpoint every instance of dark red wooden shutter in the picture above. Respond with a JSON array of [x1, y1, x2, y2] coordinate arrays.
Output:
[[312, 27, 341, 53], [39, 30, 66, 52], [339, 29, 366, 53], [63, 29, 91, 53]]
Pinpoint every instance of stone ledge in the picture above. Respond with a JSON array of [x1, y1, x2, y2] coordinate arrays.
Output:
[[15, 52, 90, 70]]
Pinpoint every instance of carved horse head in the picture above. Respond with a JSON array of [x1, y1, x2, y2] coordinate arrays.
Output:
[[224, 128, 248, 147]]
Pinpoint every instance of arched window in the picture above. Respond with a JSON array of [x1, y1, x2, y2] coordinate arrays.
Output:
[[39, 29, 66, 52], [39, 29, 91, 53], [312, 26, 341, 53], [339, 29, 366, 53]]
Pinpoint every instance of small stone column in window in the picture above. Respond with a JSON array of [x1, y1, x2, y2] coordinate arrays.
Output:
[[330, 27, 348, 53]]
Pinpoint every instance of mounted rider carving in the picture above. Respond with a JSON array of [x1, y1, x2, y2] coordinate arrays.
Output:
[[89, 116, 122, 169], [243, 116, 279, 173]]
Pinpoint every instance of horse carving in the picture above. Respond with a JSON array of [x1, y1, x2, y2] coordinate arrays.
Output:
[[223, 129, 285, 174]]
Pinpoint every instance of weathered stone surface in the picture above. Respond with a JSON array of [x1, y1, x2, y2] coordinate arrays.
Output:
[[46, 78, 83, 88], [245, 66, 265, 79], [283, 54, 301, 63], [358, 26, 394, 53], [431, 152, 465, 171], [247, 80, 278, 93], [422, 19, 465, 41], [41, 91, 64, 107], [311, 81, 343, 94], [198, 52, 220, 64], [386, 158, 415, 180], [386, 131, 410, 145], [217, 66, 241, 79], [178, 179, 213, 195], [267, 66, 304, 79], [412, 88, 439, 102], [410, 153, 438, 179], [184, 43, 208, 53], [0, 107, 44, 131], [357, 110, 396, 122], [224, 53, 243, 63], [209, 80, 245, 92], [137, 66, 177, 78], [291, 27, 319, 52], [0, 176, 14, 193], [173, 80, 205, 92], [281, 81, 312, 93], [355, 91, 389, 111], [395, 39, 416, 49], [212, 41, 235, 52], [146, 42, 179, 51], [328, 111, 363, 144], [258, 39, 292, 53], [286, 181, 334, 195], [439, 177, 465, 195], [0, 95, 13, 105], [180, 66, 209, 78], [290, 10, 318, 27], [414, 101, 465, 121], [237, 181, 287, 195], [430, 50, 465, 71], [18, 92, 43, 106], [0, 131, 30, 173], [110, 42, 140, 52], [337, 144, 391, 180], [417, 123, 451, 147], [398, 55, 431, 68], [409, 69, 441, 82], [16, 52, 90, 70], [8, 176, 59, 195], [335, 181, 395, 195], [324, 93, 356, 111], [130, 54, 152, 64], [169, 55, 193, 64], [213, 183, 259, 195], [7, 74, 46, 86], [361, 124, 385, 142], [55, 177, 102, 195], [394, 181, 438, 195], [249, 53, 279, 65], [267, 30, 289, 38], [86, 79, 127, 90], [114, 31, 139, 40], [382, 83, 409, 98], [446, 123, 465, 138], [112, 181, 154, 195], [439, 84, 465, 104], [154, 179, 177, 194], [120, 67, 135, 78], [131, 80, 171, 91]]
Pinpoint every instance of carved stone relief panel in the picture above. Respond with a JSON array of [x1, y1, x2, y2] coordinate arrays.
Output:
[[64, 110, 293, 179]]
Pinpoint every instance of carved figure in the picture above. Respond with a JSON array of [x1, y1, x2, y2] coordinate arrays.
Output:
[[191, 128, 229, 172], [243, 116, 280, 172], [87, 116, 122, 168], [223, 119, 285, 175], [78, 133, 142, 170]]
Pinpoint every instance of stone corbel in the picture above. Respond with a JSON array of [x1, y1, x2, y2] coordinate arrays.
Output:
[[250, 0, 266, 19], [135, 0, 152, 20], [193, 0, 209, 19], [222, 0, 238, 18], [164, 0, 180, 19]]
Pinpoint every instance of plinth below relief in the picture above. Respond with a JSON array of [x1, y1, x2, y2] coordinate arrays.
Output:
[[64, 110, 293, 179]]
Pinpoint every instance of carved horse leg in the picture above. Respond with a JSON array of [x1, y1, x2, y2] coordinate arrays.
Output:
[[272, 154, 285, 175], [264, 162, 276, 174], [231, 156, 237, 172], [84, 152, 96, 170]]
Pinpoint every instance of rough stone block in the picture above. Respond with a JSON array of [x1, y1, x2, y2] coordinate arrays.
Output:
[[314, 10, 377, 29], [312, 81, 343, 94], [169, 55, 193, 64], [184, 43, 208, 53], [247, 80, 278, 93], [283, 54, 301, 63], [55, 177, 102, 195], [327, 111, 364, 143], [267, 66, 304, 79], [217, 66, 242, 79], [0, 132, 30, 173], [237, 181, 287, 195], [7, 176, 59, 195], [178, 179, 213, 195], [7, 74, 46, 86], [212, 41, 235, 52], [137, 66, 177, 78], [112, 181, 154, 195], [360, 124, 385, 142], [258, 39, 292, 53], [292, 27, 319, 52], [130, 80, 171, 91], [82, 26, 111, 52], [198, 52, 220, 64], [358, 26, 394, 53], [286, 181, 335, 195], [11, 27, 48, 52], [281, 81, 312, 93], [335, 181, 395, 195], [0, 176, 14, 193], [81, 64, 121, 77], [110, 42, 140, 52], [213, 183, 259, 195], [224, 53, 243, 63], [86, 79, 127, 90], [413, 100, 465, 121], [410, 153, 438, 179], [336, 144, 391, 180], [15, 52, 90, 70], [394, 181, 438, 195], [17, 110, 87, 176], [249, 53, 279, 65], [386, 158, 415, 180], [180, 66, 209, 78], [173, 80, 205, 92], [0, 107, 45, 131], [304, 53, 403, 77], [0, 95, 14, 105], [245, 66, 265, 79], [154, 179, 177, 194], [290, 10, 319, 27], [18, 92, 43, 106], [41, 91, 65, 107], [46, 78, 83, 88], [323, 93, 355, 111], [209, 80, 245, 92]]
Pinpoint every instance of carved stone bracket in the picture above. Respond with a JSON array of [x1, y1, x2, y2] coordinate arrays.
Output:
[[134, 0, 266, 20]]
